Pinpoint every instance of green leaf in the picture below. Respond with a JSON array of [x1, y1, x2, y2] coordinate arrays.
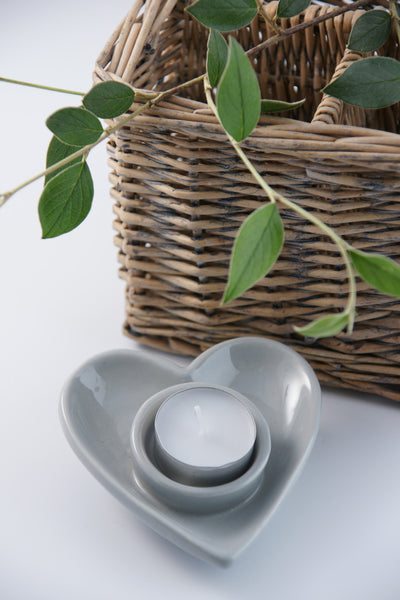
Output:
[[186, 0, 258, 32], [83, 81, 135, 118], [276, 0, 311, 19], [350, 249, 400, 297], [207, 30, 228, 87], [45, 136, 83, 184], [261, 98, 305, 113], [222, 203, 284, 303], [348, 9, 391, 52], [217, 37, 261, 142], [46, 107, 103, 146], [323, 57, 400, 109], [293, 313, 349, 338], [39, 162, 94, 238]]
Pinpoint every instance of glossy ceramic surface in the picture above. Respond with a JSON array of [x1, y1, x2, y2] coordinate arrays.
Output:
[[60, 337, 321, 567]]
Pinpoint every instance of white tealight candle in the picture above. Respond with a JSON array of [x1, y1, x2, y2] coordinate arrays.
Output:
[[154, 385, 256, 487]]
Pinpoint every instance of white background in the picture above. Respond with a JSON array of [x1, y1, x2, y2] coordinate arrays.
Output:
[[1, 1, 400, 598]]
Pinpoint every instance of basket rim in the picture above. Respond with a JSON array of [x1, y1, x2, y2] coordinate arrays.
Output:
[[94, 0, 400, 143], [94, 69, 400, 154]]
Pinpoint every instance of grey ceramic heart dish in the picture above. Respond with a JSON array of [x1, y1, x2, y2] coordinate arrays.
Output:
[[60, 337, 321, 567]]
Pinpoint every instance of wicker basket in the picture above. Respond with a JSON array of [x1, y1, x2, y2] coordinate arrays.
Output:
[[94, 0, 400, 401]]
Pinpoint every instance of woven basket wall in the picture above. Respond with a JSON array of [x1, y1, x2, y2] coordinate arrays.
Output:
[[94, 0, 400, 401]]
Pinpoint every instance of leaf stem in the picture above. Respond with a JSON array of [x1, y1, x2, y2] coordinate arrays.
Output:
[[0, 76, 84, 96], [255, 0, 282, 34]]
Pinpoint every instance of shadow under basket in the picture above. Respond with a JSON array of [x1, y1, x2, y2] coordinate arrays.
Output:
[[94, 0, 400, 402]]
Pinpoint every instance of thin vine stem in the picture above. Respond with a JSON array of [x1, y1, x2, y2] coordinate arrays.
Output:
[[272, 191, 357, 331], [247, 0, 379, 58], [255, 0, 282, 34], [0, 76, 84, 96], [204, 75, 357, 332], [0, 111, 142, 206]]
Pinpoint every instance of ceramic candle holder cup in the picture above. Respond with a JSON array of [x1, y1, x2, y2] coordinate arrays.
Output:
[[130, 382, 272, 514], [154, 385, 257, 487]]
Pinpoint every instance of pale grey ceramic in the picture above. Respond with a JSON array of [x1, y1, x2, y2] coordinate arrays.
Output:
[[60, 337, 321, 567], [130, 382, 271, 513]]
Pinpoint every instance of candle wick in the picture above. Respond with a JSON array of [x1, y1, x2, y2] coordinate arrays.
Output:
[[194, 404, 207, 436]]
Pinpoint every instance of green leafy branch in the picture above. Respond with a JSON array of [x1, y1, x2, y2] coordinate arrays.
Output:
[[204, 35, 357, 337], [0, 0, 380, 213], [199, 0, 400, 338], [1, 0, 357, 213], [0, 75, 204, 234], [1, 0, 400, 340]]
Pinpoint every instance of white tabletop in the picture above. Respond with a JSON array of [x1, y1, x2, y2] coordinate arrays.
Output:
[[1, 2, 400, 598]]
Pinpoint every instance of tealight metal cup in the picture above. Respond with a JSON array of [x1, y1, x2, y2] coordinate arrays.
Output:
[[154, 385, 257, 487]]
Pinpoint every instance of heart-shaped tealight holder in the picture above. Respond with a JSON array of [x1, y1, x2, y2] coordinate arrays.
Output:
[[60, 337, 321, 567]]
